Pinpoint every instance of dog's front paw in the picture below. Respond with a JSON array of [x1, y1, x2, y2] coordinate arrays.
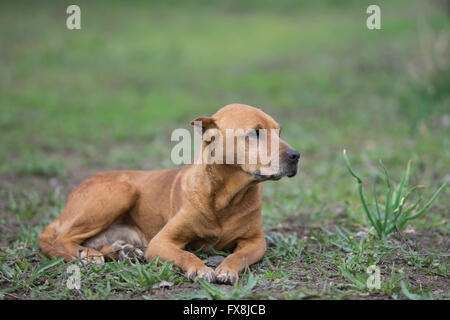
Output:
[[186, 266, 216, 283], [215, 265, 238, 285]]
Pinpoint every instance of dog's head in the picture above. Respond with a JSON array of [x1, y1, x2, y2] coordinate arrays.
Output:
[[190, 104, 300, 181]]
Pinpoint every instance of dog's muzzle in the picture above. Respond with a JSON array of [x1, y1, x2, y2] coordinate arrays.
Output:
[[253, 149, 300, 181]]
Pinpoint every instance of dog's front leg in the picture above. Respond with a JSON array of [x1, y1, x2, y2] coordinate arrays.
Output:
[[215, 234, 266, 285], [144, 214, 216, 282]]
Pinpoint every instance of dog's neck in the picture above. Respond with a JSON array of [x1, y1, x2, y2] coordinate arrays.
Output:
[[184, 162, 259, 213]]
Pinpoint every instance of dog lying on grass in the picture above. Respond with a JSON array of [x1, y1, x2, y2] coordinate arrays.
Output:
[[39, 103, 300, 284]]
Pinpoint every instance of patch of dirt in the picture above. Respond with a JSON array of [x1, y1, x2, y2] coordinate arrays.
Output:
[[137, 282, 203, 300], [266, 223, 449, 300]]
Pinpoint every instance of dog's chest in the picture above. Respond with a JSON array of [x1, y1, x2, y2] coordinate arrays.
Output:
[[187, 185, 262, 251], [188, 234, 239, 252], [190, 209, 258, 251], [188, 236, 235, 252]]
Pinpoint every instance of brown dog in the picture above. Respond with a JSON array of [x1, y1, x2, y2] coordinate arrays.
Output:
[[39, 103, 300, 284]]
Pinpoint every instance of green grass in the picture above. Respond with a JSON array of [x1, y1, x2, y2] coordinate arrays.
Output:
[[0, 0, 449, 300], [343, 150, 447, 240], [177, 273, 259, 300]]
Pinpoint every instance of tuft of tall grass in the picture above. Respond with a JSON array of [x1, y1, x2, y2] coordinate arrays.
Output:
[[343, 150, 446, 240]]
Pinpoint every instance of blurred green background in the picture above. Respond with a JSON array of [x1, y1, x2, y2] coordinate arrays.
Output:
[[0, 0, 449, 229]]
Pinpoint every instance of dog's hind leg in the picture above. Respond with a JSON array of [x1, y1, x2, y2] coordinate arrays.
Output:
[[39, 179, 138, 264]]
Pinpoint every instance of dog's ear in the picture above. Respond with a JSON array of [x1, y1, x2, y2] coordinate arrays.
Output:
[[190, 116, 217, 134]]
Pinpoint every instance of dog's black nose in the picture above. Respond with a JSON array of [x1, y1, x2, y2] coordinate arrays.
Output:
[[285, 149, 300, 162]]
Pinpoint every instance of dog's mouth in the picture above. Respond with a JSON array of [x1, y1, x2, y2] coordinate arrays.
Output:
[[253, 171, 282, 181], [286, 167, 298, 178], [253, 164, 298, 181]]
